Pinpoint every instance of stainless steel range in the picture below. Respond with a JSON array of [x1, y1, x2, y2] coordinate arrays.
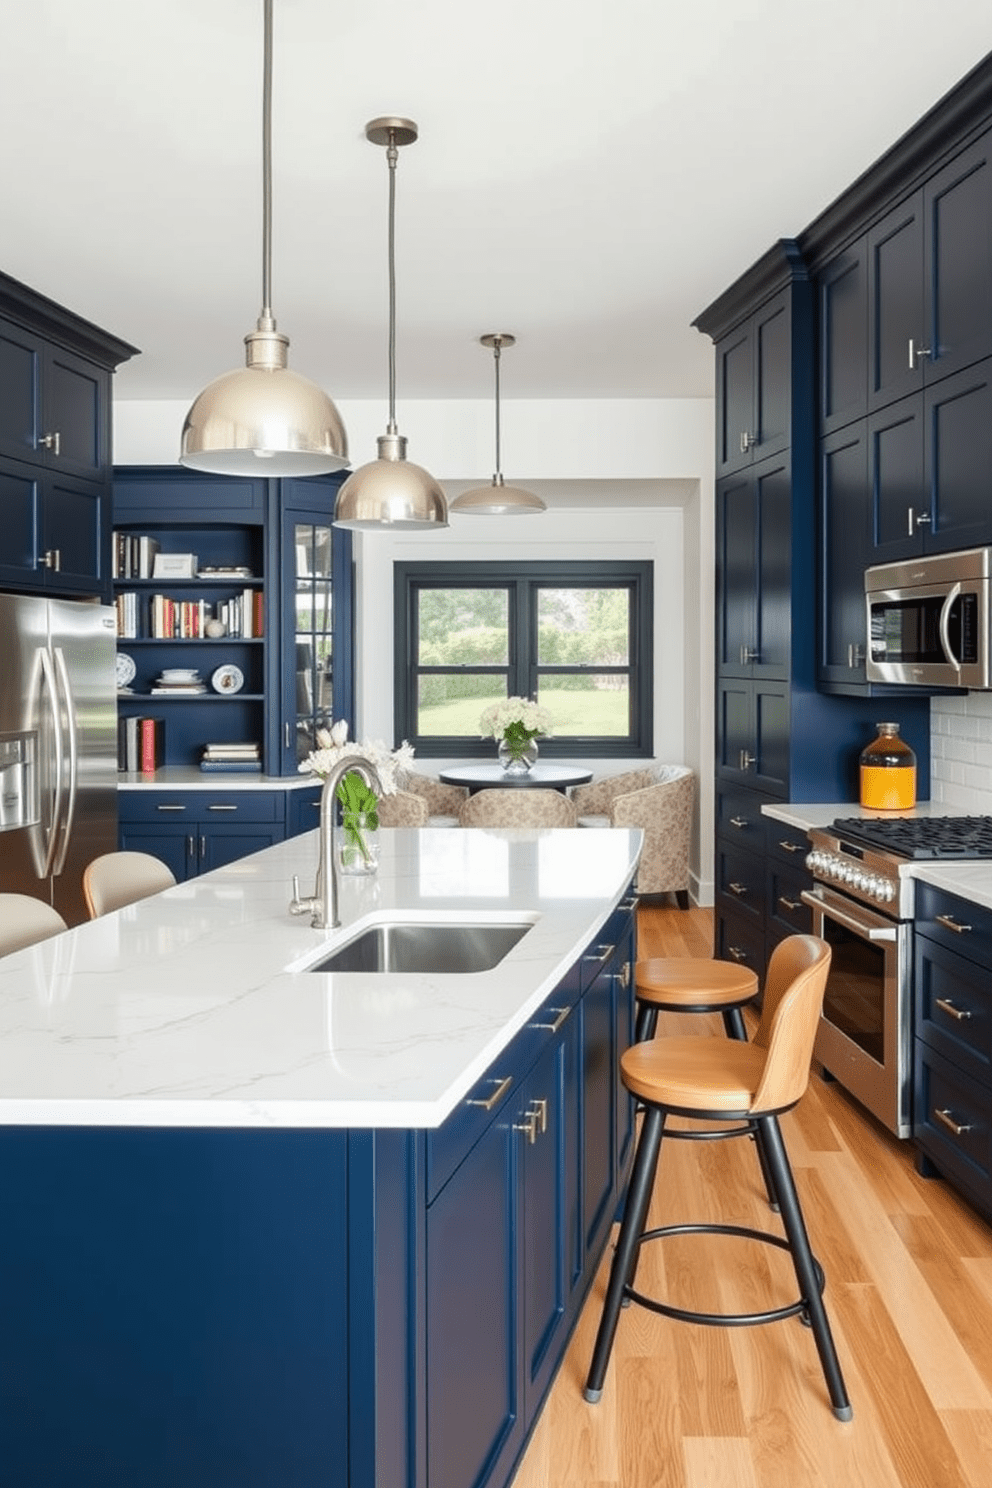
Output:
[[802, 815, 992, 1139]]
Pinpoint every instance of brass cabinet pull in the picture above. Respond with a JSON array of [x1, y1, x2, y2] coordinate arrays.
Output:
[[532, 1097, 548, 1135], [584, 943, 615, 966], [513, 1108, 540, 1145], [38, 430, 61, 455], [934, 997, 972, 1022], [729, 815, 750, 829], [728, 881, 748, 896], [778, 839, 804, 853], [936, 914, 972, 935], [934, 1107, 972, 1138], [728, 945, 749, 963], [530, 1006, 570, 1034], [778, 895, 803, 911], [618, 961, 631, 989], [466, 1075, 512, 1112]]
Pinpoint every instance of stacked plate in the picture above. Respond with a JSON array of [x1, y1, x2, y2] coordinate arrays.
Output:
[[151, 668, 206, 695]]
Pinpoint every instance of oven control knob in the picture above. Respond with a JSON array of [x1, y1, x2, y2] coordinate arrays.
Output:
[[863, 876, 882, 898], [879, 881, 896, 903]]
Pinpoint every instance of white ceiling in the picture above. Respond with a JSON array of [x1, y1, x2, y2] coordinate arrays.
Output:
[[2, 1, 992, 408]]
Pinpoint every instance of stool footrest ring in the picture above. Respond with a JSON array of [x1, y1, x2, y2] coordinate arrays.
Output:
[[625, 1221, 826, 1329]]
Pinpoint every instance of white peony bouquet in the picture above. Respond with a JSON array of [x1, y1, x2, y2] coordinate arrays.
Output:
[[479, 696, 553, 761], [299, 720, 414, 795]]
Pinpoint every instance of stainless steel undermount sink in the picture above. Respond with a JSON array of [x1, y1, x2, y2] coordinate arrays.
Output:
[[307, 919, 533, 975]]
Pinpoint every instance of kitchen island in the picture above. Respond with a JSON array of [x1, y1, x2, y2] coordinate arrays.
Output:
[[0, 826, 640, 1488]]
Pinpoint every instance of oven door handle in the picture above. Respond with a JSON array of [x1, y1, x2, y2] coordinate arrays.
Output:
[[801, 888, 898, 942], [938, 581, 963, 673]]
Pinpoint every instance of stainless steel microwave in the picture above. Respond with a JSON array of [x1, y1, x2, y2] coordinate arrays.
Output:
[[865, 547, 992, 689]]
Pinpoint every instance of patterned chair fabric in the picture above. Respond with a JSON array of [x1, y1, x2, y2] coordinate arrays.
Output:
[[376, 790, 430, 827], [395, 769, 468, 827], [457, 788, 578, 828], [571, 765, 695, 903]]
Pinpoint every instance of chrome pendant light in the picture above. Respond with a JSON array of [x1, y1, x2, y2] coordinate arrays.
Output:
[[334, 118, 447, 529], [180, 0, 347, 477], [449, 334, 545, 515]]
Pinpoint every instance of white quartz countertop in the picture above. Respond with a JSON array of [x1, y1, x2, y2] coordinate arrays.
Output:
[[0, 828, 641, 1131], [117, 769, 320, 791], [761, 800, 992, 910]]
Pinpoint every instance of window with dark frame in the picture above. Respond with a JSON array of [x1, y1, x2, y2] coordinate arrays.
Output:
[[394, 560, 653, 758]]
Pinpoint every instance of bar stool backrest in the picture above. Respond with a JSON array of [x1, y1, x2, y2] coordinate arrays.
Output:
[[750, 935, 832, 1114], [0, 894, 68, 956], [82, 852, 177, 919]]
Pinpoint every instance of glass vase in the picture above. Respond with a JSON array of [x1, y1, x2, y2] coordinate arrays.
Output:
[[498, 737, 539, 775], [337, 812, 380, 875]]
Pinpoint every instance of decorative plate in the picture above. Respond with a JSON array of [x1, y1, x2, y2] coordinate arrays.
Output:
[[116, 652, 137, 688], [211, 663, 245, 695]]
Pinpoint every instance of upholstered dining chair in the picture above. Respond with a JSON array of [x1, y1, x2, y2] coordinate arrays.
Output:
[[457, 788, 577, 828], [82, 851, 177, 919], [572, 764, 695, 905], [0, 894, 69, 957], [376, 791, 430, 827], [394, 769, 468, 826]]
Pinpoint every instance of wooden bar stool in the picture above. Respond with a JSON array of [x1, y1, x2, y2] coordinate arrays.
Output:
[[634, 957, 759, 1043], [635, 955, 777, 1210], [584, 935, 852, 1422]]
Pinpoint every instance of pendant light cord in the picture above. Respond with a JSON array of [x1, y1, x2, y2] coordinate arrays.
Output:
[[260, 0, 274, 328], [492, 338, 503, 479], [386, 130, 399, 434]]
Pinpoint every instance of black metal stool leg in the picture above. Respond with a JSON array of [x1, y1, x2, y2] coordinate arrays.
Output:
[[722, 1007, 780, 1214], [634, 1001, 658, 1042], [584, 1106, 665, 1403], [754, 1115, 853, 1422]]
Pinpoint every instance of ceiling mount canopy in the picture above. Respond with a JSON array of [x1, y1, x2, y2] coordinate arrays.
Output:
[[179, 0, 347, 478], [334, 118, 447, 530], [449, 333, 545, 516]]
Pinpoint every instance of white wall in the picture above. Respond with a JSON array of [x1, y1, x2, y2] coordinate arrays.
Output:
[[113, 394, 716, 905]]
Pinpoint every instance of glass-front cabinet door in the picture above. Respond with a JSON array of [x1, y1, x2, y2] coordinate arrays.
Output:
[[275, 479, 353, 776]]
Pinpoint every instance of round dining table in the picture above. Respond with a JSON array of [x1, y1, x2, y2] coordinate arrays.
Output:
[[437, 763, 593, 795]]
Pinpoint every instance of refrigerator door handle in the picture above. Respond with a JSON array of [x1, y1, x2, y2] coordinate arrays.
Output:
[[36, 647, 65, 880], [50, 647, 79, 878]]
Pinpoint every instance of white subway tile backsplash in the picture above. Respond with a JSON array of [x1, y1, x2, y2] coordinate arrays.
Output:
[[931, 694, 992, 810]]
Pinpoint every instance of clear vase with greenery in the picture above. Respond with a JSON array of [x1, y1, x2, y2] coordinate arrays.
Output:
[[335, 770, 381, 874], [480, 696, 553, 774]]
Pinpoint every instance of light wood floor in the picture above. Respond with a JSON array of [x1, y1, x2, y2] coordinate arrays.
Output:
[[512, 903, 992, 1488]]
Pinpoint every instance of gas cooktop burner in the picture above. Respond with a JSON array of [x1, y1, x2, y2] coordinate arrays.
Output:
[[831, 815, 992, 860]]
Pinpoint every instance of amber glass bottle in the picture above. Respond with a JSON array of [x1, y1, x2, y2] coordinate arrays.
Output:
[[859, 722, 917, 810]]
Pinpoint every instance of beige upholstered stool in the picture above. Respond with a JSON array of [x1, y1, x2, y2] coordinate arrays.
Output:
[[584, 935, 852, 1422], [634, 956, 759, 1043]]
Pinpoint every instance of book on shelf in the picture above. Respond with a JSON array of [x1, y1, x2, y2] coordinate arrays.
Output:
[[118, 715, 166, 773], [202, 742, 260, 758], [198, 759, 263, 773], [113, 533, 160, 581], [200, 741, 261, 772]]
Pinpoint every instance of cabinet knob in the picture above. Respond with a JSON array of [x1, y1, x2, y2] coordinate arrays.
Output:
[[37, 431, 61, 456], [908, 338, 932, 369]]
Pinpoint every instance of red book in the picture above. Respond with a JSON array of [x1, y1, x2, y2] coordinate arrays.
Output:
[[139, 717, 165, 774]]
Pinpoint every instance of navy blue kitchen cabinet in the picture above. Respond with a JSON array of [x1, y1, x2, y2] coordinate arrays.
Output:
[[698, 242, 934, 975], [714, 288, 793, 478], [113, 467, 354, 872], [817, 421, 871, 689], [818, 240, 869, 437], [913, 882, 992, 1224], [866, 130, 992, 417], [119, 789, 287, 881], [0, 273, 136, 600], [0, 890, 636, 1488], [866, 361, 992, 563]]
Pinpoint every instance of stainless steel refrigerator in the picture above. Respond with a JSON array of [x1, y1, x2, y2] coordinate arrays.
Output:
[[0, 593, 118, 927]]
